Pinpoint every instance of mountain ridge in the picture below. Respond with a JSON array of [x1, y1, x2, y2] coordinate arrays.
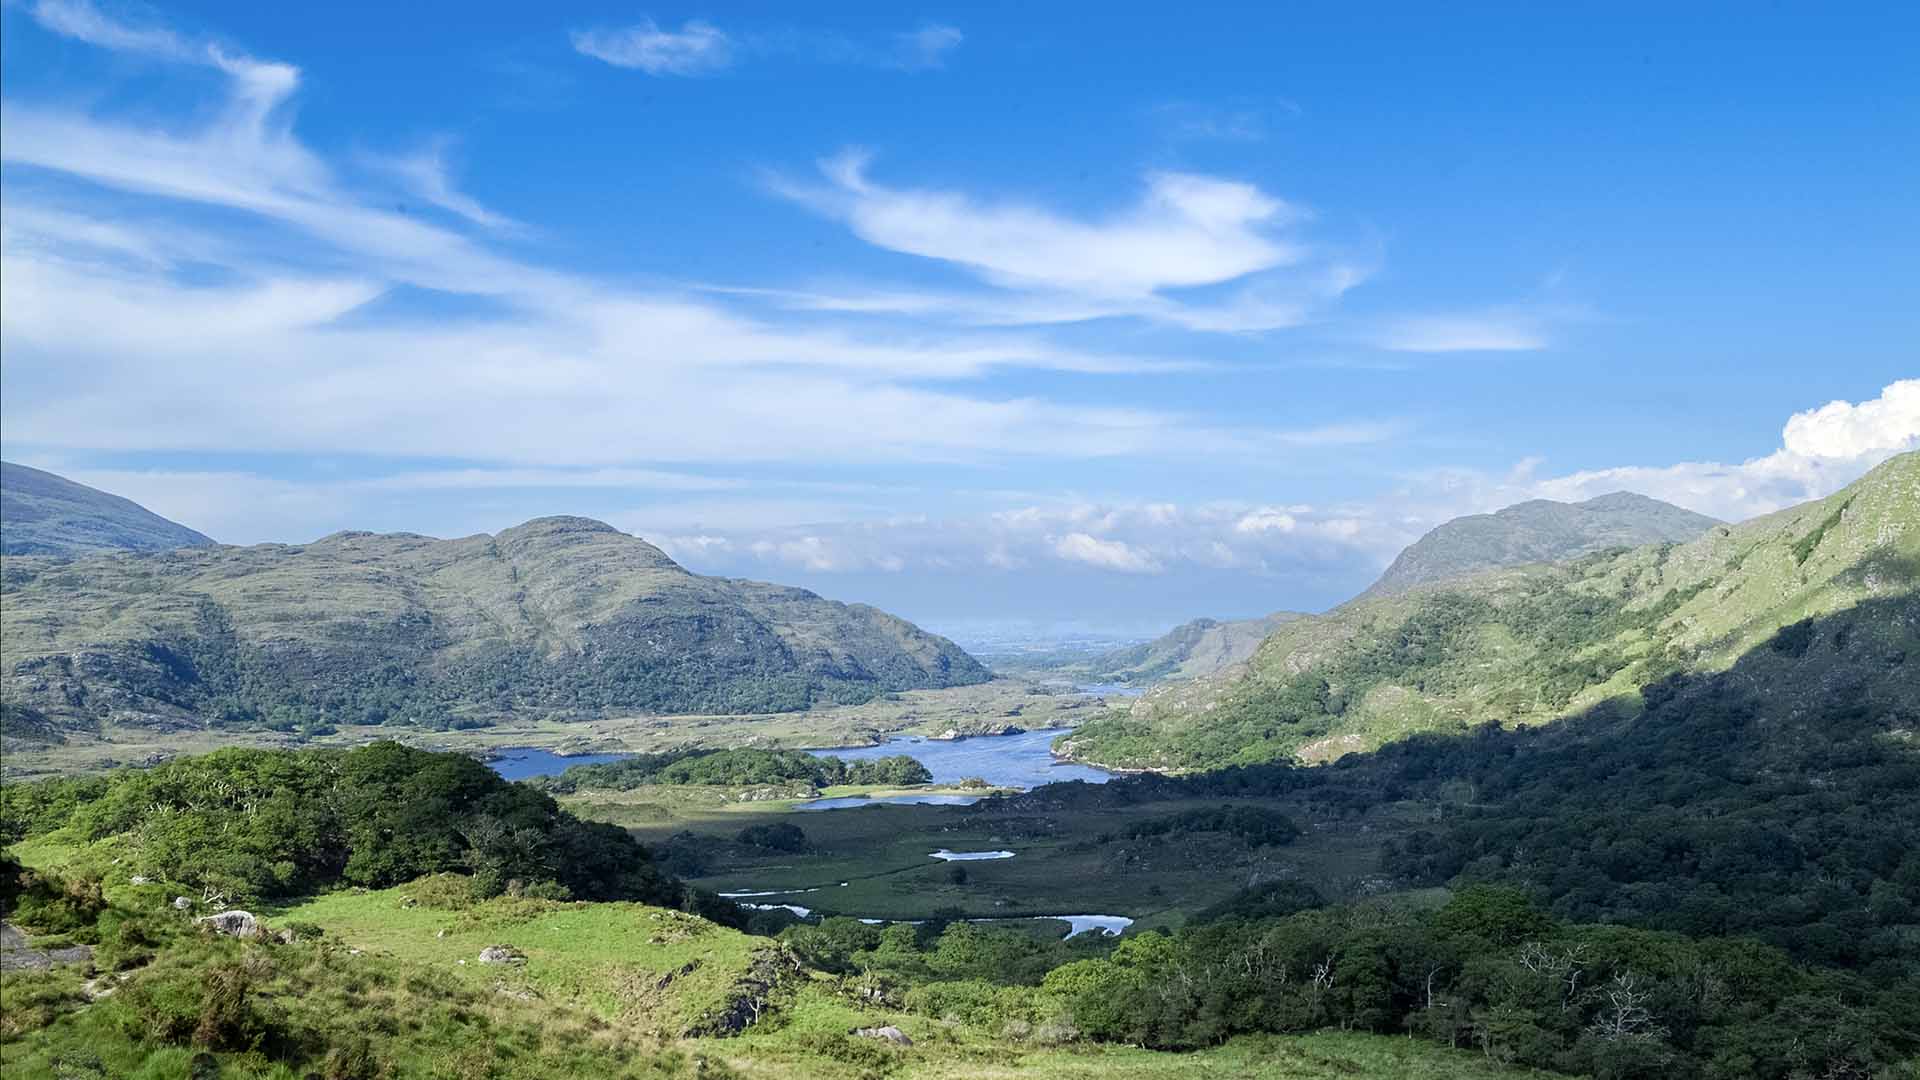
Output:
[[1363, 489, 1721, 597], [0, 515, 989, 743], [0, 461, 216, 556], [1058, 452, 1918, 771], [1079, 611, 1307, 684]]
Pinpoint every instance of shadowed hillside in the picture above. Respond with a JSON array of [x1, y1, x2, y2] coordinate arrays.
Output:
[[0, 516, 987, 742], [1060, 452, 1916, 771]]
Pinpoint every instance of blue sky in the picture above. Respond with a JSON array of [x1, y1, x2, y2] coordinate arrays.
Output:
[[2, 0, 1916, 633]]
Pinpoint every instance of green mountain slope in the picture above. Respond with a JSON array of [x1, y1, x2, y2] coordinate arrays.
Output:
[[1061, 452, 1918, 771], [0, 462, 215, 556], [0, 516, 987, 741], [1081, 612, 1306, 684], [1364, 490, 1720, 597]]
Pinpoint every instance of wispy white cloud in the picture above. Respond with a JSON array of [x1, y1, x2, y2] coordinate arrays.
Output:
[[890, 24, 964, 71], [372, 139, 522, 232], [570, 19, 732, 76], [571, 18, 963, 76], [1368, 310, 1551, 352], [780, 151, 1301, 298], [764, 151, 1375, 332]]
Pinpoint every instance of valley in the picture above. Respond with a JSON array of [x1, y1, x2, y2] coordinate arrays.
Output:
[[3, 457, 1916, 1079]]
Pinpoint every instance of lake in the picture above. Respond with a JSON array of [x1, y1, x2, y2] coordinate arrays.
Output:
[[486, 747, 632, 782], [488, 726, 1116, 802], [802, 727, 1112, 789]]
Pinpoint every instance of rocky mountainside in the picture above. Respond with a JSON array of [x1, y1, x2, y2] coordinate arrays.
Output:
[[1364, 491, 1720, 597], [0, 516, 987, 742], [0, 462, 215, 556], [1060, 452, 1918, 771], [1081, 612, 1306, 684]]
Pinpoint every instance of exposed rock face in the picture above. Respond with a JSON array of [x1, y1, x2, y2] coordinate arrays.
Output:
[[197, 910, 261, 939], [0, 921, 95, 971], [477, 945, 526, 965], [854, 1025, 913, 1045]]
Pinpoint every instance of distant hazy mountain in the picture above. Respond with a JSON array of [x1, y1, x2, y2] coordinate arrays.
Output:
[[1, 461, 215, 556], [0, 516, 988, 741], [1062, 452, 1918, 771], [1083, 612, 1306, 684], [1364, 491, 1720, 597]]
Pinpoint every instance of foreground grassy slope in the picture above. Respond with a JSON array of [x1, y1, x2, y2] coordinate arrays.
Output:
[[0, 515, 987, 744], [1063, 452, 1918, 770], [0, 462, 215, 557], [1, 854, 1566, 1080]]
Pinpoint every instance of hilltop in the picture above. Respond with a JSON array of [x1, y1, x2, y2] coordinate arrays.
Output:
[[1076, 612, 1306, 684], [0, 516, 987, 744], [1061, 452, 1917, 771], [1364, 490, 1719, 597], [0, 462, 215, 556]]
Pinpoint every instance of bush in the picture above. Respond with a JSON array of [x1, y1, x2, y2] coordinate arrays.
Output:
[[737, 822, 807, 852]]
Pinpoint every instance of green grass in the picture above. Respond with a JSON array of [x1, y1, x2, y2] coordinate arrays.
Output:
[[264, 885, 769, 1036], [562, 788, 1421, 930]]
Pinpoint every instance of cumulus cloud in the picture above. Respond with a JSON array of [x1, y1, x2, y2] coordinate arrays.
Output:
[[1052, 532, 1161, 573], [1395, 380, 1920, 525], [570, 19, 732, 76]]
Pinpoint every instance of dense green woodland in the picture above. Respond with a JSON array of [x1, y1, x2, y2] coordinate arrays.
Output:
[[531, 746, 932, 794], [0, 743, 736, 923]]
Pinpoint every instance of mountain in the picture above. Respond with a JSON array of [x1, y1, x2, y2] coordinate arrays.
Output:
[[0, 515, 987, 742], [1363, 490, 1721, 597], [1060, 452, 1918, 771], [0, 461, 215, 556], [1081, 611, 1306, 684]]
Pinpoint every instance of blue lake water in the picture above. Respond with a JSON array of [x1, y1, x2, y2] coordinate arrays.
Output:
[[1074, 682, 1147, 698], [487, 748, 631, 782], [803, 727, 1112, 789], [796, 794, 985, 811], [487, 726, 1116, 802]]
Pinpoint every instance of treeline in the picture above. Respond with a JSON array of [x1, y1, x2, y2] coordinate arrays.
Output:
[[1123, 804, 1301, 847], [532, 747, 931, 793], [778, 887, 1913, 1079], [0, 743, 735, 922]]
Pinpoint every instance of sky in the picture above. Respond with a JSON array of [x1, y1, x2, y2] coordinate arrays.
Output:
[[1, 0, 1916, 636]]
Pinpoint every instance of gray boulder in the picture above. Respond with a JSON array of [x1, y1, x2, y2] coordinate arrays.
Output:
[[173, 896, 194, 911], [853, 1025, 913, 1046], [197, 910, 261, 939], [477, 945, 526, 965]]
